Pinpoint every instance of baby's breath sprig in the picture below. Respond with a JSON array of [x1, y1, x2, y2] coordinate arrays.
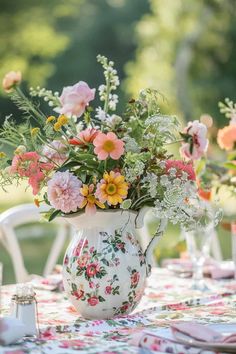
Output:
[[219, 98, 236, 121], [29, 86, 60, 108]]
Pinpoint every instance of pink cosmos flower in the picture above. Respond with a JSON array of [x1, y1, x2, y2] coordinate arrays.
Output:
[[2, 71, 22, 92], [47, 171, 83, 213], [69, 128, 99, 146], [180, 120, 208, 160], [87, 296, 99, 306], [42, 140, 68, 165], [93, 132, 124, 160], [165, 160, 196, 181], [86, 263, 100, 277], [55, 81, 95, 117]]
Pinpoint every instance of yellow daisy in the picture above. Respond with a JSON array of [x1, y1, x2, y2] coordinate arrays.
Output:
[[95, 171, 128, 206]]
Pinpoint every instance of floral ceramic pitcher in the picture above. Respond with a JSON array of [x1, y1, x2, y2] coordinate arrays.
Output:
[[62, 209, 166, 319]]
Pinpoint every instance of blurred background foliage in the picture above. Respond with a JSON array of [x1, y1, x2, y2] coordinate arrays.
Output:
[[0, 0, 235, 282]]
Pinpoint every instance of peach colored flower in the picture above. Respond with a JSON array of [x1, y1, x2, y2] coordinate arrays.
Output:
[[79, 184, 105, 215], [93, 132, 124, 160], [47, 171, 83, 213], [2, 71, 22, 92], [180, 120, 208, 160], [69, 128, 99, 146], [95, 171, 128, 206], [217, 124, 236, 151], [55, 81, 95, 117]]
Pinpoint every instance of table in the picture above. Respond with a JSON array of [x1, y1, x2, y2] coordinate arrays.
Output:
[[1, 268, 236, 353]]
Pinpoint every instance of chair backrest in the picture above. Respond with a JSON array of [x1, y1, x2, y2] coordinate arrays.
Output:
[[0, 203, 71, 283]]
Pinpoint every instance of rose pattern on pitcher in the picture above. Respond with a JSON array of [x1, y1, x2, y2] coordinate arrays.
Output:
[[113, 266, 142, 316], [64, 228, 146, 314]]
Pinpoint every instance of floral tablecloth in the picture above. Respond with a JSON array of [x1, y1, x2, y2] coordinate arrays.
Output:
[[1, 268, 236, 354]]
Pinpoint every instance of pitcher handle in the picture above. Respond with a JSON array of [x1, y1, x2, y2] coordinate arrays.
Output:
[[144, 218, 167, 276]]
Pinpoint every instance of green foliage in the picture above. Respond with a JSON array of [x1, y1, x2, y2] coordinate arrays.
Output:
[[125, 0, 236, 124]]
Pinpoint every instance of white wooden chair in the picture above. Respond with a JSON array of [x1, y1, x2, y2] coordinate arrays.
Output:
[[0, 203, 72, 283]]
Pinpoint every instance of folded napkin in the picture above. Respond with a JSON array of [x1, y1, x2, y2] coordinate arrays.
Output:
[[0, 317, 26, 345], [171, 322, 236, 344], [163, 258, 235, 279]]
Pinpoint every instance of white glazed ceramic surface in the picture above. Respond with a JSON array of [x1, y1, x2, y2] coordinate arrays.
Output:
[[62, 210, 148, 319]]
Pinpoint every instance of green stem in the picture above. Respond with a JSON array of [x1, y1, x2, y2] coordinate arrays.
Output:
[[15, 87, 45, 123], [164, 139, 184, 146]]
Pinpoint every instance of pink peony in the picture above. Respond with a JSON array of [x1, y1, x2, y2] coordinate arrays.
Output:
[[47, 171, 83, 213], [69, 128, 99, 146], [165, 160, 196, 181], [180, 120, 208, 160], [87, 296, 99, 306], [55, 81, 95, 117], [93, 132, 124, 160], [42, 140, 68, 165], [2, 71, 22, 92]]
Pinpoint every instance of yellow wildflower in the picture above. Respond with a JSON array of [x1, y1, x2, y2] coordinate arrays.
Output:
[[57, 115, 68, 126], [34, 198, 40, 207], [0, 152, 6, 158], [31, 127, 40, 136], [79, 184, 105, 214], [46, 115, 56, 124], [53, 122, 62, 131]]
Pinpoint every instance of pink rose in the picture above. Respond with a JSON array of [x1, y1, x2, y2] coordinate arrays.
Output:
[[116, 243, 125, 250], [77, 254, 90, 268], [131, 271, 140, 286], [105, 285, 112, 295], [180, 120, 208, 160], [87, 296, 99, 306], [72, 289, 84, 300], [55, 81, 95, 117], [2, 70, 22, 92], [86, 263, 100, 278]]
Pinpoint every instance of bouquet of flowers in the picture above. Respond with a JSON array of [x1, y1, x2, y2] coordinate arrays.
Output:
[[0, 56, 214, 228]]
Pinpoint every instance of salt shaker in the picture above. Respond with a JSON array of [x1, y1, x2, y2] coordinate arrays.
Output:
[[11, 283, 38, 336]]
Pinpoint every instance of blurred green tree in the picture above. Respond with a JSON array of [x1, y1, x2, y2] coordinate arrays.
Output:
[[0, 0, 150, 123], [125, 0, 236, 125]]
